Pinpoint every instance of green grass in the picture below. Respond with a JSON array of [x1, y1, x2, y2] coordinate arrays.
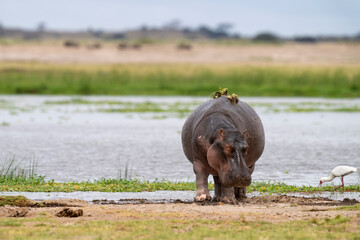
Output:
[[0, 178, 358, 193], [247, 181, 360, 194], [0, 195, 31, 207], [1, 62, 360, 97], [335, 204, 360, 211], [0, 214, 358, 239]]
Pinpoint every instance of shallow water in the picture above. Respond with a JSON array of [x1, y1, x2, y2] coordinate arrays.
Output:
[[1, 190, 359, 202], [1, 95, 360, 187]]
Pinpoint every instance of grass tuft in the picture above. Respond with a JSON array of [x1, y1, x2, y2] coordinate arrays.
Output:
[[0, 195, 31, 207]]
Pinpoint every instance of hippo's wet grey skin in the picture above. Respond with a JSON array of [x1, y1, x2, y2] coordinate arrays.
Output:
[[182, 96, 265, 204]]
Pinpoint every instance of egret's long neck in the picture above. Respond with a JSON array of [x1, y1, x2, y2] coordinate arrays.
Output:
[[322, 174, 336, 182]]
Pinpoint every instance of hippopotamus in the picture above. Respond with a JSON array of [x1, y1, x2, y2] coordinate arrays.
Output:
[[181, 96, 265, 204]]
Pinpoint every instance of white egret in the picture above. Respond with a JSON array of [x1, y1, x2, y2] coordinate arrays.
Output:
[[319, 166, 357, 191]]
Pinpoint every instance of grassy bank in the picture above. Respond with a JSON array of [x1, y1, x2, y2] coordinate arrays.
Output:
[[0, 214, 359, 239], [1, 177, 359, 193], [1, 62, 360, 97]]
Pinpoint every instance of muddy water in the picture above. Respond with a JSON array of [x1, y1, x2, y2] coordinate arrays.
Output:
[[1, 96, 360, 187]]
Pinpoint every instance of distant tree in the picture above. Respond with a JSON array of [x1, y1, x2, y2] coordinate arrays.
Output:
[[0, 22, 3, 37], [111, 32, 125, 39], [141, 25, 148, 32], [232, 33, 241, 39], [89, 29, 103, 38], [197, 25, 227, 39], [163, 19, 181, 30], [253, 32, 279, 41], [294, 36, 317, 43], [355, 32, 360, 40], [37, 22, 46, 32], [215, 22, 233, 36]]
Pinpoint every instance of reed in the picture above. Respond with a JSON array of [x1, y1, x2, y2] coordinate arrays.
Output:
[[0, 155, 45, 184]]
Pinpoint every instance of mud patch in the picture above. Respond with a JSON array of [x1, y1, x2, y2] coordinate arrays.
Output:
[[92, 198, 193, 205], [37, 199, 88, 207], [0, 207, 29, 217], [56, 208, 84, 218], [1, 195, 359, 223], [247, 195, 359, 206], [91, 195, 359, 207]]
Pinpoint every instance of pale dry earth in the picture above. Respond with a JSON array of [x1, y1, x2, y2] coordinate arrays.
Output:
[[0, 196, 359, 223], [0, 43, 359, 65]]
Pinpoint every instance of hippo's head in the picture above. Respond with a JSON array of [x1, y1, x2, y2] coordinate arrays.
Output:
[[207, 128, 251, 187]]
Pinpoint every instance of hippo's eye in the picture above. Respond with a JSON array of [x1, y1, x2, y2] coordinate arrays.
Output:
[[226, 146, 232, 151]]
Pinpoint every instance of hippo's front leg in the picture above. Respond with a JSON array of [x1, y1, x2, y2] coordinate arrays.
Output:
[[234, 187, 247, 199], [212, 176, 221, 202], [193, 161, 211, 202]]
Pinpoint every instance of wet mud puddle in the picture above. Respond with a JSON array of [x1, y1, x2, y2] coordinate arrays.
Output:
[[2, 191, 359, 205]]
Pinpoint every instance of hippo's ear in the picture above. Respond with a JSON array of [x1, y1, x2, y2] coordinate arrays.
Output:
[[219, 128, 225, 139]]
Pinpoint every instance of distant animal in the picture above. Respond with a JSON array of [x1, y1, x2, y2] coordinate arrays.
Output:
[[177, 43, 192, 50], [118, 43, 128, 50], [319, 166, 357, 191], [181, 96, 265, 204], [63, 40, 79, 48], [132, 44, 142, 50], [86, 43, 101, 49]]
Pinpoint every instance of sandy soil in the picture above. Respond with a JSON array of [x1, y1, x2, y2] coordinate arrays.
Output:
[[1, 43, 359, 65], [1, 196, 359, 223]]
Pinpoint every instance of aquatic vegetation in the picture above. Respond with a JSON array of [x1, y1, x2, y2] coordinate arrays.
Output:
[[0, 178, 358, 193], [0, 122, 10, 127], [0, 178, 197, 192], [1, 62, 360, 97], [116, 159, 133, 180], [45, 98, 198, 114], [0, 155, 44, 184], [43, 97, 360, 114], [247, 181, 360, 194], [249, 102, 360, 113]]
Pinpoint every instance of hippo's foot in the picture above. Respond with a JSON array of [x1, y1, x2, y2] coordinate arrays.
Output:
[[220, 187, 239, 205], [211, 195, 221, 202], [234, 187, 247, 200], [194, 193, 211, 202], [220, 196, 239, 205]]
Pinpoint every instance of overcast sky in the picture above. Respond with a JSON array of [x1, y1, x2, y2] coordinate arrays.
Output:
[[1, 0, 359, 37]]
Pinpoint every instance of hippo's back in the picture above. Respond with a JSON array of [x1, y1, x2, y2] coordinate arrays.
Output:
[[181, 96, 265, 166]]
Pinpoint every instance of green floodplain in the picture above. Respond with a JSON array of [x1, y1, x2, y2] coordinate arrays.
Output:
[[0, 62, 360, 97]]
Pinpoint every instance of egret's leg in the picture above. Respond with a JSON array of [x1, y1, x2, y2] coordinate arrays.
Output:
[[333, 177, 345, 191]]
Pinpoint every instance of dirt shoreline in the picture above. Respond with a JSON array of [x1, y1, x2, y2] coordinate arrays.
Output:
[[1, 195, 359, 223]]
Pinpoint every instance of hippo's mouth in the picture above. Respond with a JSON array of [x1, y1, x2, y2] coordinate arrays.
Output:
[[220, 177, 251, 187]]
